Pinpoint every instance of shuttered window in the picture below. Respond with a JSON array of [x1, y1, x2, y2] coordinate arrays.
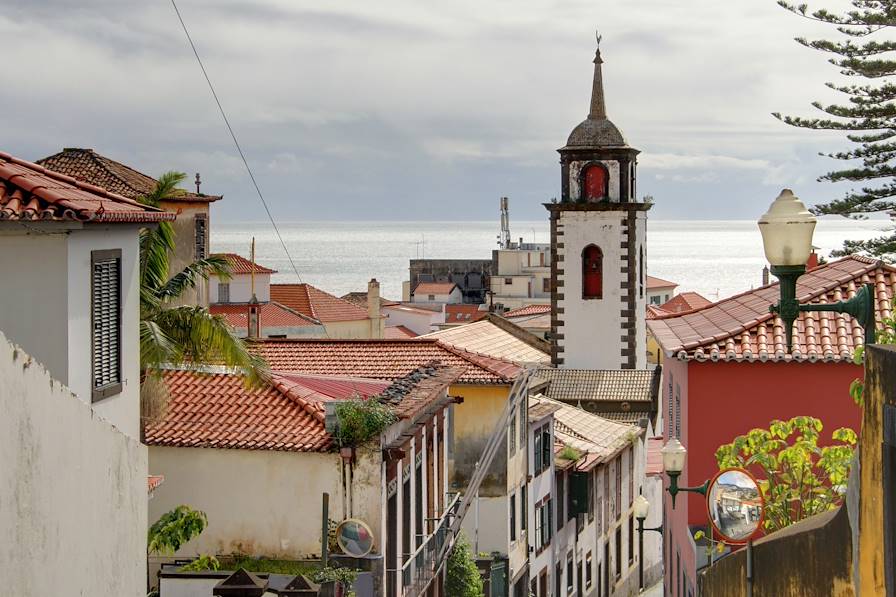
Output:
[[194, 214, 207, 260], [92, 249, 122, 401]]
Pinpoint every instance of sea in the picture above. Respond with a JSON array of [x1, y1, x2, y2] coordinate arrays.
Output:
[[211, 219, 891, 302]]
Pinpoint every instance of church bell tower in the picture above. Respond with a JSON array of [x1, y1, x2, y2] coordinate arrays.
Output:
[[546, 38, 650, 370]]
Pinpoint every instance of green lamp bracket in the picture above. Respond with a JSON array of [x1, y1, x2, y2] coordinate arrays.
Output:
[[666, 471, 709, 509], [769, 265, 876, 352]]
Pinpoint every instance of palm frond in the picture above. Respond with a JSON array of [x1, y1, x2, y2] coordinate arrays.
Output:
[[139, 171, 187, 208], [159, 255, 232, 302], [140, 223, 176, 301], [140, 319, 175, 372]]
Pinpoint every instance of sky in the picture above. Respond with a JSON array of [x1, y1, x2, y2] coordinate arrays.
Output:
[[2, 0, 869, 221]]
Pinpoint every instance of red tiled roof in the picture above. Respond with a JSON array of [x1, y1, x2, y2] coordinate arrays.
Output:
[[212, 253, 277, 275], [252, 338, 521, 384], [144, 369, 334, 452], [144, 367, 460, 452], [148, 475, 165, 494], [385, 325, 418, 339], [444, 304, 488, 323], [647, 275, 678, 290], [210, 302, 320, 329], [271, 284, 371, 323], [36, 148, 221, 203], [0, 151, 175, 223], [647, 255, 896, 363], [504, 304, 552, 318], [646, 305, 670, 320], [414, 282, 457, 295], [659, 292, 712, 314]]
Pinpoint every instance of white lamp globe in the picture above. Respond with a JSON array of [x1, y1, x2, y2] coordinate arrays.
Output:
[[634, 494, 650, 520], [661, 438, 687, 474], [758, 189, 817, 267]]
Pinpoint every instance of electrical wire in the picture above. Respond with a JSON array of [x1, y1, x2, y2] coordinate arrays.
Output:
[[170, 0, 304, 285]]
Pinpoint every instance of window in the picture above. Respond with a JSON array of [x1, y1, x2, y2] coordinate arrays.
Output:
[[604, 468, 610, 528], [540, 252, 545, 266], [218, 282, 230, 303], [510, 492, 517, 542], [542, 426, 551, 472], [194, 213, 207, 260], [519, 401, 526, 446], [596, 475, 603, 536], [629, 447, 635, 507], [510, 413, 516, 453], [639, 246, 644, 298], [428, 294, 436, 300], [615, 456, 622, 521], [586, 552, 593, 588], [628, 515, 634, 565], [536, 498, 553, 552], [534, 428, 543, 472], [587, 471, 595, 522], [505, 277, 513, 285], [543, 277, 551, 293], [649, 295, 661, 305], [615, 526, 622, 578], [582, 244, 603, 299], [91, 249, 122, 401], [521, 486, 527, 532], [535, 498, 543, 552], [566, 554, 574, 593], [675, 383, 682, 439], [555, 563, 563, 597], [583, 163, 608, 200]]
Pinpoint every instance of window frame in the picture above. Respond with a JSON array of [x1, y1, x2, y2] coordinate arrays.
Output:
[[194, 213, 208, 260], [91, 249, 123, 402], [510, 491, 517, 542], [582, 244, 604, 300], [218, 282, 231, 303]]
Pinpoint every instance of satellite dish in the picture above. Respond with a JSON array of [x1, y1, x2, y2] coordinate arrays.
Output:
[[706, 467, 765, 543], [335, 519, 375, 557]]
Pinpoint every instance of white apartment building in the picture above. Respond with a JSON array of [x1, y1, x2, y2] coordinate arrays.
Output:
[[491, 242, 552, 311]]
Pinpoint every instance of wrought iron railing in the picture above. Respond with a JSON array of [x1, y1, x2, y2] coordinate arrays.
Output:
[[399, 492, 461, 595]]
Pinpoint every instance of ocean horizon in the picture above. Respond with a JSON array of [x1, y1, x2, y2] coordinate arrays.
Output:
[[211, 218, 891, 302]]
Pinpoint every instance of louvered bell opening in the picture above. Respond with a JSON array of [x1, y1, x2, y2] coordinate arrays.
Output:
[[92, 253, 121, 401]]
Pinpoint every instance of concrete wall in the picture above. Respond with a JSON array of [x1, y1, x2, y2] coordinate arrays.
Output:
[[210, 272, 272, 304], [149, 446, 383, 559], [412, 287, 463, 305], [381, 305, 443, 335], [0, 332, 147, 596], [323, 318, 383, 339], [556, 209, 647, 370], [161, 201, 211, 307], [698, 507, 854, 597], [449, 384, 511, 497]]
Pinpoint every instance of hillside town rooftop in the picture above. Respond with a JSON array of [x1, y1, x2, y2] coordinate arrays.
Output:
[[0, 151, 175, 223], [647, 255, 896, 363], [271, 283, 371, 323], [212, 253, 277, 275]]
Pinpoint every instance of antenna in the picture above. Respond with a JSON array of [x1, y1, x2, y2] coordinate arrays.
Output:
[[499, 197, 511, 249], [250, 236, 256, 300], [194, 172, 201, 194]]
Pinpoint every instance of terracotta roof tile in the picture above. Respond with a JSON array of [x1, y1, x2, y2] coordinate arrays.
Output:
[[251, 338, 521, 385], [646, 305, 670, 320], [413, 282, 457, 295], [647, 275, 678, 290], [212, 253, 277, 275], [0, 151, 175, 224], [271, 284, 371, 323], [36, 148, 221, 202], [209, 301, 321, 329], [647, 255, 895, 362], [503, 304, 552, 318], [420, 319, 550, 365], [659, 292, 712, 314], [384, 325, 418, 339], [340, 291, 399, 309], [444, 304, 488, 323], [535, 367, 659, 403]]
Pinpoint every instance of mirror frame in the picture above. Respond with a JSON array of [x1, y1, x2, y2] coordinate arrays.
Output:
[[705, 467, 765, 544], [335, 518, 375, 557]]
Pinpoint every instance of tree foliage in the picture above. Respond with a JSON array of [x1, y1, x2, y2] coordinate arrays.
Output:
[[148, 505, 209, 555], [446, 534, 484, 597], [138, 172, 268, 391], [715, 416, 857, 532], [775, 1, 896, 259]]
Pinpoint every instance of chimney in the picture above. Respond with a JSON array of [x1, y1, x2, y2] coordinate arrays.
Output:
[[806, 250, 819, 271], [247, 297, 260, 339], [762, 265, 769, 286], [368, 278, 381, 320]]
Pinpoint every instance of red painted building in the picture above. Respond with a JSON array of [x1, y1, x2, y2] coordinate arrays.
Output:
[[647, 255, 894, 596]]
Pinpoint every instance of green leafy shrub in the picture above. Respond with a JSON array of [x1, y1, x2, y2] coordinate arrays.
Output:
[[223, 555, 319, 576], [180, 555, 220, 572], [715, 416, 857, 532], [148, 505, 208, 555], [334, 398, 396, 447], [446, 534, 484, 597], [313, 566, 360, 597]]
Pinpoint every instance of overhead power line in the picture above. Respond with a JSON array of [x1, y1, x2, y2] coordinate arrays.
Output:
[[170, 0, 304, 284]]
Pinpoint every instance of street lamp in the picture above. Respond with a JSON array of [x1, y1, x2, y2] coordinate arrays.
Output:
[[759, 189, 876, 352], [634, 495, 662, 591], [661, 439, 708, 508]]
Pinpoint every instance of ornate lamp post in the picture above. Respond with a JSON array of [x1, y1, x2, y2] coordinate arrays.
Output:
[[634, 495, 663, 591], [660, 438, 708, 508], [758, 189, 875, 352]]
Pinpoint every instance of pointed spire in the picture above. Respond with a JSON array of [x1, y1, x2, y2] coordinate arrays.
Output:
[[589, 31, 607, 120]]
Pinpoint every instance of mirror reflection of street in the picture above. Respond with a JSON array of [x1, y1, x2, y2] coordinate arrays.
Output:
[[708, 470, 763, 542]]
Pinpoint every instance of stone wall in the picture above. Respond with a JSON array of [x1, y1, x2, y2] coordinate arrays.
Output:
[[0, 331, 148, 596]]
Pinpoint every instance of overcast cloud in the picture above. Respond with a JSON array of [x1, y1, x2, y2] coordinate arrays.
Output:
[[1, 0, 864, 221]]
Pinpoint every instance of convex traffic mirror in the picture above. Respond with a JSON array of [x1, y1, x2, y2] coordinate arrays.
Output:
[[706, 468, 765, 543]]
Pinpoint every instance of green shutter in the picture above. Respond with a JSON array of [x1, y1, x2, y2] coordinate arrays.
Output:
[[569, 472, 589, 517]]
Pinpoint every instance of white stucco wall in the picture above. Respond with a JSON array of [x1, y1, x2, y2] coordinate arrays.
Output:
[[381, 306, 443, 335], [0, 225, 142, 438], [557, 210, 647, 370], [210, 272, 271, 303], [412, 287, 463, 305], [0, 332, 147, 596], [149, 446, 383, 559]]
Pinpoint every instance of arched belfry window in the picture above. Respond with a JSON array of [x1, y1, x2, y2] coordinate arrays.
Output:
[[583, 163, 609, 201], [583, 244, 603, 299]]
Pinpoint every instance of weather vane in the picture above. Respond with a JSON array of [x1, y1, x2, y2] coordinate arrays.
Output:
[[596, 30, 602, 47]]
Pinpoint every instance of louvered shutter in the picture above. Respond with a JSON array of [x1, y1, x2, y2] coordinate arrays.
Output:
[[92, 250, 121, 400]]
